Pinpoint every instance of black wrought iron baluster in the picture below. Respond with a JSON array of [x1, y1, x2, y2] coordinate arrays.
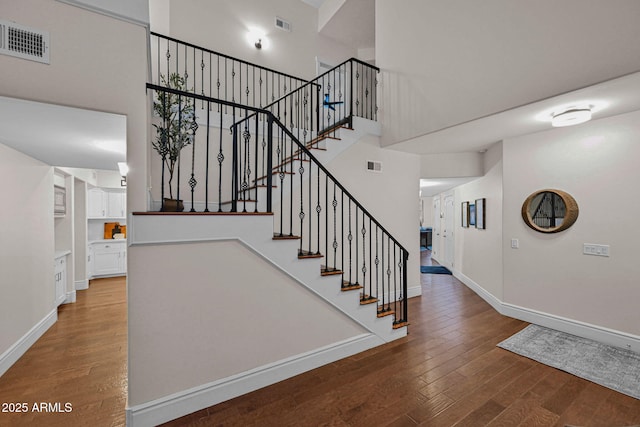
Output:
[[278, 126, 285, 235], [355, 206, 359, 286], [374, 71, 378, 121], [402, 250, 408, 323], [369, 217, 372, 300], [308, 160, 312, 255], [347, 200, 352, 286], [217, 107, 224, 212], [393, 245, 397, 317], [338, 64, 343, 128], [375, 225, 380, 307], [160, 89, 167, 210], [261, 115, 266, 189], [189, 101, 197, 212], [231, 107, 237, 212], [183, 44, 188, 92], [349, 61, 353, 121], [204, 105, 210, 212], [355, 63, 361, 118], [176, 95, 182, 206], [200, 50, 205, 108], [298, 151, 305, 255], [289, 127, 294, 236], [242, 115, 250, 213], [341, 191, 344, 282], [319, 172, 324, 257], [232, 60, 236, 104], [332, 182, 338, 270], [254, 113, 259, 212], [266, 113, 273, 214], [379, 229, 385, 313], [361, 210, 367, 301], [303, 89, 309, 145], [387, 236, 392, 313]]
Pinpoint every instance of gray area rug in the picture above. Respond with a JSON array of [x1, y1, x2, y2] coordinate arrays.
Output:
[[498, 324, 640, 400]]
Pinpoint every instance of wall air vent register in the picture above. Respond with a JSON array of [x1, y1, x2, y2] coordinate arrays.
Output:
[[0, 19, 50, 64]]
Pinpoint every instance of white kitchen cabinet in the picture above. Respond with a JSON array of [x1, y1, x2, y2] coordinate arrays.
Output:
[[88, 188, 126, 219], [54, 256, 67, 306], [106, 191, 126, 218], [89, 241, 126, 277], [88, 188, 106, 218]]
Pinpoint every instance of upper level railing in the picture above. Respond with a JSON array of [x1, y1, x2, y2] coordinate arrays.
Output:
[[151, 32, 310, 113]]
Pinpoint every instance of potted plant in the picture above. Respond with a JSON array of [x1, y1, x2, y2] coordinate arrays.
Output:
[[152, 72, 198, 211]]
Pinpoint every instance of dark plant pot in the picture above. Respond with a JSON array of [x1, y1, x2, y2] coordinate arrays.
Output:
[[161, 198, 184, 212]]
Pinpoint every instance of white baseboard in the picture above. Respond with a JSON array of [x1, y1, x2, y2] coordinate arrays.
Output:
[[453, 270, 640, 353], [407, 284, 422, 299], [64, 290, 77, 304], [75, 279, 89, 291], [0, 309, 57, 377], [126, 333, 382, 427]]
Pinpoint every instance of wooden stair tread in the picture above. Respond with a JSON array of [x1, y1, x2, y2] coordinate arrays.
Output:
[[359, 295, 378, 305], [298, 250, 323, 259], [392, 321, 409, 329], [320, 265, 342, 276], [273, 234, 300, 240], [376, 309, 395, 318], [341, 280, 363, 291], [219, 199, 257, 205]]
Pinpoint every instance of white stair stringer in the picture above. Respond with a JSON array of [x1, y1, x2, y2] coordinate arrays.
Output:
[[130, 213, 407, 343]]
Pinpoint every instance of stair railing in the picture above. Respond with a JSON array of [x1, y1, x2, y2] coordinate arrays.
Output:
[[146, 84, 408, 327], [150, 32, 309, 115], [234, 57, 379, 151]]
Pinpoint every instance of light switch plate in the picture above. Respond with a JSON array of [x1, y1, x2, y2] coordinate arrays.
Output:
[[583, 243, 610, 257]]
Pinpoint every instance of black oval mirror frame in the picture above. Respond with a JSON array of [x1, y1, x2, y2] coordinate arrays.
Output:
[[521, 189, 579, 233]]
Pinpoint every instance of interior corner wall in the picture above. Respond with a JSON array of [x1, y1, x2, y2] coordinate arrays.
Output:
[[165, 0, 356, 80], [502, 110, 640, 336], [0, 143, 54, 366], [453, 142, 504, 300], [0, 0, 148, 212], [327, 135, 422, 293]]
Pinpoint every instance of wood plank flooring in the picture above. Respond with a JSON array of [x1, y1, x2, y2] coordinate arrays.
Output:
[[0, 277, 127, 427], [1, 252, 639, 426]]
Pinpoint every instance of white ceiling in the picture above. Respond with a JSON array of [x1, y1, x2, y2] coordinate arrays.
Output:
[[0, 97, 126, 171], [319, 0, 375, 51], [377, 0, 640, 152]]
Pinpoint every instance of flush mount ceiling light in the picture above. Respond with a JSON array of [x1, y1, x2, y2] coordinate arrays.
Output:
[[551, 107, 592, 127]]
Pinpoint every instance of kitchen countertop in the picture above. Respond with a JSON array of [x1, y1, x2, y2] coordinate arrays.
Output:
[[89, 239, 127, 244]]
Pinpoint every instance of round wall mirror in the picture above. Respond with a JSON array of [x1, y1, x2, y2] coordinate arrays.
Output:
[[521, 189, 579, 233]]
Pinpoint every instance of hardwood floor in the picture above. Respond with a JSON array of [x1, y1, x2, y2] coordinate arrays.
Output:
[[0, 277, 127, 427], [1, 254, 639, 426]]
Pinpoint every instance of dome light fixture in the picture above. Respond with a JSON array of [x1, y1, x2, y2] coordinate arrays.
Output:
[[551, 107, 592, 127]]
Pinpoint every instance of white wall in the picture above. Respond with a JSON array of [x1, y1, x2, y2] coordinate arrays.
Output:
[[0, 0, 148, 212], [420, 152, 484, 178], [503, 111, 640, 336], [128, 239, 367, 405], [419, 197, 433, 228], [453, 142, 504, 300], [328, 135, 422, 294], [0, 143, 55, 371], [163, 0, 356, 80]]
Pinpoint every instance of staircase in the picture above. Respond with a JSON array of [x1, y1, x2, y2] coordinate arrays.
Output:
[[146, 33, 409, 337]]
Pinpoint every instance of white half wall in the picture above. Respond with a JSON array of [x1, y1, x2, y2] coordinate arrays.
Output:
[[0, 143, 55, 376]]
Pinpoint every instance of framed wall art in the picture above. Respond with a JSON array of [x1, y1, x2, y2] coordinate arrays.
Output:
[[461, 201, 469, 227], [469, 203, 476, 226], [475, 198, 486, 229]]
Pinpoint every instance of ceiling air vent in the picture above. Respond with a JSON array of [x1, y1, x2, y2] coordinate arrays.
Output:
[[275, 16, 291, 32], [0, 19, 50, 64], [367, 160, 382, 173]]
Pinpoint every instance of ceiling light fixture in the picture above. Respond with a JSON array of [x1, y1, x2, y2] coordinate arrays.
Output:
[[551, 107, 592, 127]]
